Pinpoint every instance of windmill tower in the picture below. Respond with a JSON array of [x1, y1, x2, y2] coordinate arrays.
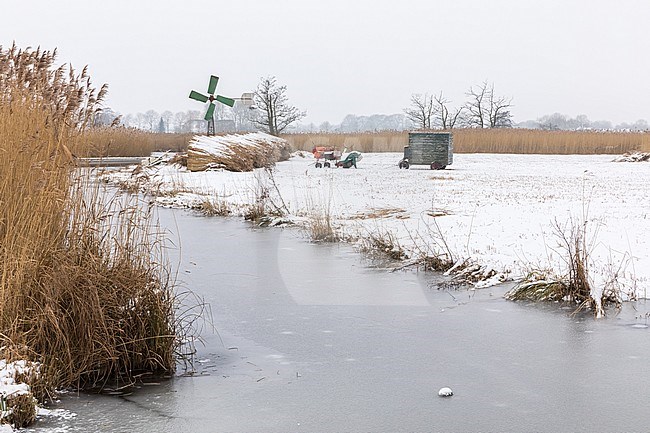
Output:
[[189, 75, 235, 136]]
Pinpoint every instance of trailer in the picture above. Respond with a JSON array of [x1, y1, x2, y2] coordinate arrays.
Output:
[[312, 147, 362, 168], [398, 132, 453, 170], [312, 146, 341, 168]]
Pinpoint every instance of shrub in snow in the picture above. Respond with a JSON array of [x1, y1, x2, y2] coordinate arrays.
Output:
[[612, 152, 650, 162], [0, 360, 39, 428]]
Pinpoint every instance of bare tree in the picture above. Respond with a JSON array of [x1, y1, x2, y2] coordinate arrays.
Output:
[[575, 114, 591, 130], [538, 112, 568, 130], [134, 112, 146, 129], [404, 93, 436, 129], [252, 76, 305, 136], [319, 121, 332, 132], [487, 87, 513, 128], [143, 109, 159, 131], [172, 111, 188, 133], [465, 82, 489, 128], [231, 101, 255, 132], [93, 107, 121, 127], [433, 92, 464, 129], [465, 81, 513, 128], [161, 110, 173, 133]]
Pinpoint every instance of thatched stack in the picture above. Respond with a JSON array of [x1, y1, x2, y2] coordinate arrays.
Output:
[[613, 151, 650, 162], [187, 132, 291, 172]]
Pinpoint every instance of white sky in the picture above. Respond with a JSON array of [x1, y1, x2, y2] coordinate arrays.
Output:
[[3, 0, 650, 125]]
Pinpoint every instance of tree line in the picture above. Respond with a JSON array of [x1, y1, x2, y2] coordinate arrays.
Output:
[[96, 77, 647, 135], [95, 76, 306, 136], [404, 81, 513, 130]]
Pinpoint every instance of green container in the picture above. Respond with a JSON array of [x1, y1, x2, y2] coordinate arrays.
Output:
[[399, 132, 453, 170]]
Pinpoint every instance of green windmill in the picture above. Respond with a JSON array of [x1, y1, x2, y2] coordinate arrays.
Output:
[[189, 75, 235, 136]]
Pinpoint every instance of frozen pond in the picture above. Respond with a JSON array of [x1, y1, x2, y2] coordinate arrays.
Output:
[[29, 209, 650, 432]]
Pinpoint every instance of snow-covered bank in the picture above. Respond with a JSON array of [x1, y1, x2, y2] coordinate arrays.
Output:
[[0, 360, 39, 430], [102, 152, 650, 299]]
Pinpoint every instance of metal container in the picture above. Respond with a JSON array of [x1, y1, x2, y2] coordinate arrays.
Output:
[[398, 132, 453, 170]]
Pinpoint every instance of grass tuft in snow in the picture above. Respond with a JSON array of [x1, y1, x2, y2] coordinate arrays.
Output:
[[198, 196, 232, 217], [358, 230, 408, 262], [244, 168, 289, 225], [505, 271, 569, 302], [506, 215, 622, 316], [306, 211, 340, 243]]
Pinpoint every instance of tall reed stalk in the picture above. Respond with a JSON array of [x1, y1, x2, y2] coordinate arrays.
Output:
[[0, 43, 178, 398]]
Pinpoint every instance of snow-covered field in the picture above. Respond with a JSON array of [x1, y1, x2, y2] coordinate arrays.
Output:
[[104, 152, 650, 299]]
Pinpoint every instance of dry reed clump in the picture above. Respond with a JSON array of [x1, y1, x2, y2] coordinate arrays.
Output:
[[358, 231, 408, 262], [506, 218, 594, 306], [283, 129, 649, 155], [506, 216, 620, 316], [306, 211, 340, 243], [198, 196, 232, 216], [0, 43, 179, 416], [242, 168, 290, 225], [2, 393, 37, 428], [505, 271, 569, 302], [421, 255, 455, 272], [0, 357, 40, 428], [187, 133, 291, 172]]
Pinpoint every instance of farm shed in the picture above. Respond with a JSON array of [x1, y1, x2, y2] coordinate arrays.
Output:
[[399, 132, 453, 170]]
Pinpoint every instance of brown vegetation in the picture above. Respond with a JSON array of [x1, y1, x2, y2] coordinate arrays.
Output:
[[79, 127, 191, 157], [0, 43, 179, 418], [505, 216, 621, 316], [283, 129, 649, 154], [77, 125, 649, 159], [186, 133, 291, 172]]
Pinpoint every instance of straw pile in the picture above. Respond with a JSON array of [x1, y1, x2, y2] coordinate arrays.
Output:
[[613, 151, 650, 162], [187, 132, 291, 172]]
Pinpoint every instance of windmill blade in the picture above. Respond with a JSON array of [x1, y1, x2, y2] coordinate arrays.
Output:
[[216, 95, 235, 107], [189, 90, 209, 103], [204, 103, 216, 121], [208, 75, 219, 95]]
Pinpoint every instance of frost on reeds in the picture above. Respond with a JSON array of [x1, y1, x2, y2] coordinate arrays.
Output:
[[0, 43, 180, 423], [187, 133, 291, 172]]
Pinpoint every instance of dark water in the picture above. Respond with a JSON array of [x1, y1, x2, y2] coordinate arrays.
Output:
[[29, 209, 650, 433]]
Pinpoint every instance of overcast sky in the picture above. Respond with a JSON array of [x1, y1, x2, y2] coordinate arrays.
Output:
[[3, 0, 650, 125]]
